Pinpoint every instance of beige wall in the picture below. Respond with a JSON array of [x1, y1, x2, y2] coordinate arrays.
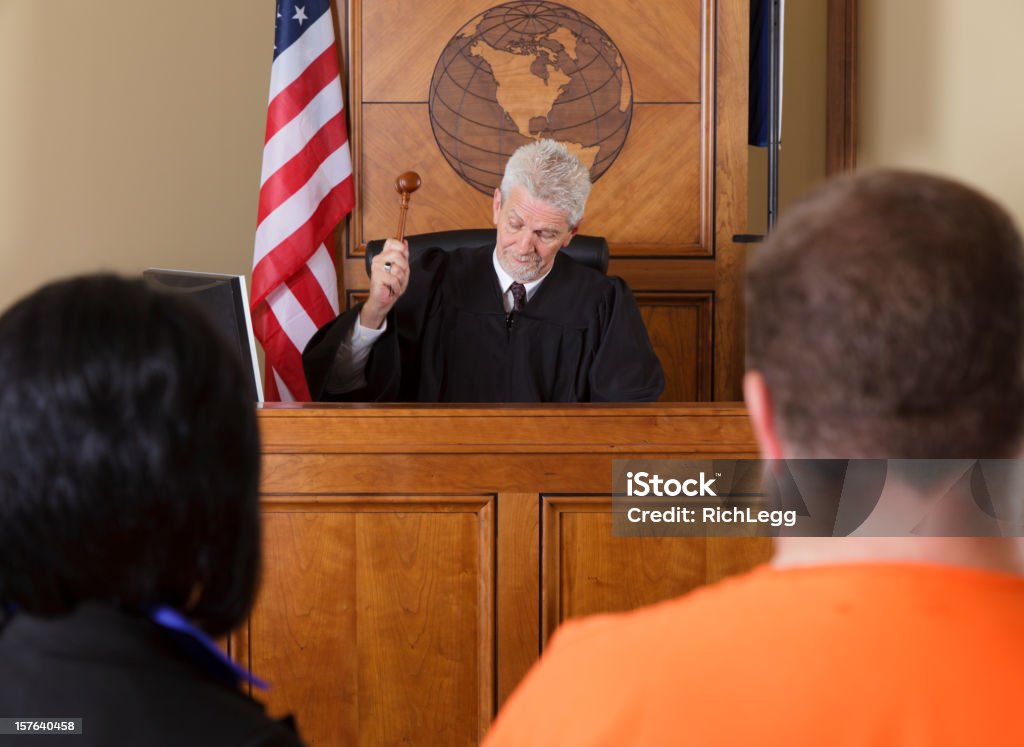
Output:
[[748, 0, 828, 235], [0, 0, 831, 309], [859, 0, 1024, 224], [0, 1, 270, 310], [11, 1, 1021, 311]]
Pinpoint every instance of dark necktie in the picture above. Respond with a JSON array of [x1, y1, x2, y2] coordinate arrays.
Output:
[[509, 282, 526, 313], [507, 282, 526, 333]]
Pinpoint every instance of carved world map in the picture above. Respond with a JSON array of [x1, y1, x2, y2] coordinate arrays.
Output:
[[429, 1, 633, 193]]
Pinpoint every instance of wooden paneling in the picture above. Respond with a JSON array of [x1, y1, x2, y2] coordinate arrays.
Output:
[[826, 0, 857, 175], [712, 0, 749, 401], [243, 403, 765, 742], [360, 0, 496, 103], [540, 496, 771, 641], [569, 0, 702, 102], [239, 495, 494, 746], [637, 292, 713, 402], [361, 104, 492, 244], [255, 404, 758, 456], [607, 258, 715, 290], [541, 497, 709, 640], [245, 510, 357, 744], [358, 0, 701, 104], [356, 36, 705, 253], [495, 492, 540, 708], [584, 104, 704, 251], [351, 0, 715, 249]]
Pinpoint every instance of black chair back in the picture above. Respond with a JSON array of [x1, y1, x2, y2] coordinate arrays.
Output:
[[365, 229, 609, 276]]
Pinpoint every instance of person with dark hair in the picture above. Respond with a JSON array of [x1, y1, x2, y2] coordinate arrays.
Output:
[[484, 171, 1024, 746], [0, 275, 302, 746]]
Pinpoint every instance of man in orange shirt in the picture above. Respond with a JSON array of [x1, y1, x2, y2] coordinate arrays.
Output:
[[484, 171, 1024, 746]]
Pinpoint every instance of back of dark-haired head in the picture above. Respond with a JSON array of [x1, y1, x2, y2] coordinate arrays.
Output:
[[0, 275, 260, 637], [746, 170, 1024, 458]]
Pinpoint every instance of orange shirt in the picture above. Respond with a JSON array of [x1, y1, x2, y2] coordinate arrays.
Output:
[[485, 563, 1024, 746]]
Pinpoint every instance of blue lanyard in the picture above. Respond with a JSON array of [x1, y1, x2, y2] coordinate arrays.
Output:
[[149, 606, 269, 691], [2, 603, 269, 691]]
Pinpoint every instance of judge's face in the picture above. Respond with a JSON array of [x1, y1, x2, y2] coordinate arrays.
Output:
[[492, 185, 576, 283]]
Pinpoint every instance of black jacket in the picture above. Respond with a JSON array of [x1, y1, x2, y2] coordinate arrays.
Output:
[[0, 604, 302, 746]]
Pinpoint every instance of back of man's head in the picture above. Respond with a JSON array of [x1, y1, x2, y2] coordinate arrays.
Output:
[[747, 170, 1024, 459]]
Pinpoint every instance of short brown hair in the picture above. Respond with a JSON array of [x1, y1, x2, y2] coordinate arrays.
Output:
[[746, 170, 1024, 457]]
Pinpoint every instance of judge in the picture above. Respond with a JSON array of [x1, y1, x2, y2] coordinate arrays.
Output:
[[303, 139, 664, 402]]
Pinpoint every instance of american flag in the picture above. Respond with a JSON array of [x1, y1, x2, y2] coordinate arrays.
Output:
[[251, 0, 354, 401]]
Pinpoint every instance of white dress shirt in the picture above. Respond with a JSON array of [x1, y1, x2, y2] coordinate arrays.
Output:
[[491, 249, 546, 312]]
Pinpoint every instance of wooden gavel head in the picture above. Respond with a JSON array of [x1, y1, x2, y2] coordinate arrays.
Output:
[[394, 171, 421, 241], [395, 171, 422, 200]]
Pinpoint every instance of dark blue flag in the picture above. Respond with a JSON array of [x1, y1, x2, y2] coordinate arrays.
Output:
[[749, 0, 771, 147]]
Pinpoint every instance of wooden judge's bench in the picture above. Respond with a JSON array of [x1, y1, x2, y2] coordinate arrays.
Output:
[[234, 403, 770, 745]]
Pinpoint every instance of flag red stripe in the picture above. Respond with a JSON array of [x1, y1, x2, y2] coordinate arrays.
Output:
[[252, 303, 312, 401], [264, 369, 280, 401], [250, 300, 275, 347], [257, 111, 348, 225], [251, 175, 354, 308], [264, 46, 339, 143], [286, 264, 338, 329], [253, 5, 352, 402]]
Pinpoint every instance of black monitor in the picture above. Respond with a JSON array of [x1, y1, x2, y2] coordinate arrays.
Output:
[[142, 269, 263, 402]]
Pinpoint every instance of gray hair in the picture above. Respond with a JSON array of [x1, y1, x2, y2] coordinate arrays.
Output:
[[499, 139, 592, 227]]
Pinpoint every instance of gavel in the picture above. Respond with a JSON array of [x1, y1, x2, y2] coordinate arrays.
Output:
[[394, 171, 422, 241], [379, 171, 421, 296]]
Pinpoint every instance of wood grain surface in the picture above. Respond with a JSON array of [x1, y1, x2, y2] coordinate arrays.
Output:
[[235, 403, 768, 743], [241, 495, 494, 745]]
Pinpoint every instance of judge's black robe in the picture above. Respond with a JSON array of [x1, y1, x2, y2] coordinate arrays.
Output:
[[303, 246, 665, 402]]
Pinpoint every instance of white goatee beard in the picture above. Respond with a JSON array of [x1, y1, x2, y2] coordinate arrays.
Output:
[[500, 254, 542, 283]]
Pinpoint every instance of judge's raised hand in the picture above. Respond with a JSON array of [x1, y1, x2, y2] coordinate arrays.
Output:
[[360, 238, 409, 330]]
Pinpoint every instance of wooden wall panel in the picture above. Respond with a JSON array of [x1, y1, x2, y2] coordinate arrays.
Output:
[[495, 492, 541, 708], [352, 0, 709, 252], [711, 0, 750, 401], [241, 496, 494, 746], [361, 0, 502, 103], [637, 292, 712, 402], [361, 105, 491, 242], [359, 102, 704, 250], [358, 0, 701, 104], [826, 0, 857, 175], [541, 496, 771, 641], [566, 0, 701, 102], [247, 405, 764, 739], [246, 511, 358, 744], [584, 104, 703, 249]]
